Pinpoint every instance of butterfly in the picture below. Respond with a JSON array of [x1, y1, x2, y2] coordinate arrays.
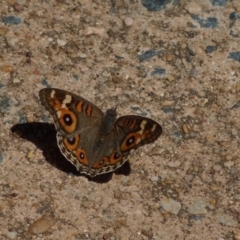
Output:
[[39, 88, 162, 177]]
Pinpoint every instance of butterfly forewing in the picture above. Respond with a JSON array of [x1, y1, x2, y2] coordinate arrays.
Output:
[[39, 88, 104, 137]]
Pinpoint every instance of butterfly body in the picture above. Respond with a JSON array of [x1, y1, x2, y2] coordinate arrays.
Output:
[[39, 88, 162, 177]]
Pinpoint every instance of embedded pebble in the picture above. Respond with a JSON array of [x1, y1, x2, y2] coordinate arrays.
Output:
[[27, 150, 35, 160], [192, 15, 218, 28], [6, 36, 20, 47], [141, 0, 168, 11], [182, 124, 190, 134], [160, 197, 181, 215], [3, 16, 22, 25], [210, 183, 220, 191], [188, 198, 208, 215], [114, 191, 122, 199], [217, 213, 238, 226], [151, 68, 166, 76], [124, 17, 133, 27], [205, 46, 217, 53], [12, 2, 22, 12], [28, 217, 56, 234], [79, 53, 87, 58], [12, 78, 20, 83], [138, 50, 160, 62], [230, 12, 240, 20], [167, 160, 181, 168], [0, 27, 8, 35], [1, 65, 14, 73], [228, 52, 240, 61], [57, 39, 67, 47], [166, 75, 175, 81], [150, 175, 159, 182], [224, 161, 234, 168], [161, 100, 174, 106], [162, 106, 173, 113], [83, 27, 106, 36], [165, 54, 173, 62], [211, 0, 226, 6], [213, 164, 222, 171], [184, 2, 202, 15], [26, 115, 34, 123], [184, 174, 193, 182], [5, 231, 17, 239]]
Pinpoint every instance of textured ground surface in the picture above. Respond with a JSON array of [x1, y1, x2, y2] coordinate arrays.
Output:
[[1, 0, 240, 239]]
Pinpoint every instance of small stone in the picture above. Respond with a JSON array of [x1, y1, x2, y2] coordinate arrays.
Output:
[[124, 17, 133, 27], [26, 115, 34, 123], [150, 175, 159, 182], [151, 68, 166, 76], [166, 75, 175, 81], [79, 53, 87, 58], [182, 124, 190, 134], [112, 76, 122, 83], [138, 50, 160, 62], [205, 46, 217, 54], [175, 186, 183, 193], [165, 54, 173, 62], [210, 183, 220, 191], [32, 69, 41, 75], [28, 217, 56, 234], [5, 231, 17, 239], [83, 27, 106, 36], [167, 160, 181, 168], [114, 191, 122, 200], [141, 229, 153, 238], [84, 16, 91, 23], [27, 150, 35, 160], [162, 211, 171, 220], [0, 27, 8, 35], [57, 39, 67, 47], [211, 0, 226, 6], [3, 16, 22, 25], [185, 174, 193, 182], [213, 164, 222, 171], [83, 27, 93, 35], [228, 52, 240, 61], [141, 0, 168, 11], [192, 15, 218, 28], [12, 78, 20, 83], [6, 36, 20, 47], [230, 12, 240, 20], [193, 165, 199, 172], [162, 100, 174, 106], [217, 213, 238, 226], [160, 197, 181, 215], [1, 65, 14, 73], [188, 198, 208, 215], [13, 3, 22, 12], [184, 2, 202, 15], [224, 161, 234, 168], [209, 198, 217, 208]]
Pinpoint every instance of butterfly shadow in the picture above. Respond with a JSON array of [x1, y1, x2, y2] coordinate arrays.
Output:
[[11, 122, 131, 183]]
